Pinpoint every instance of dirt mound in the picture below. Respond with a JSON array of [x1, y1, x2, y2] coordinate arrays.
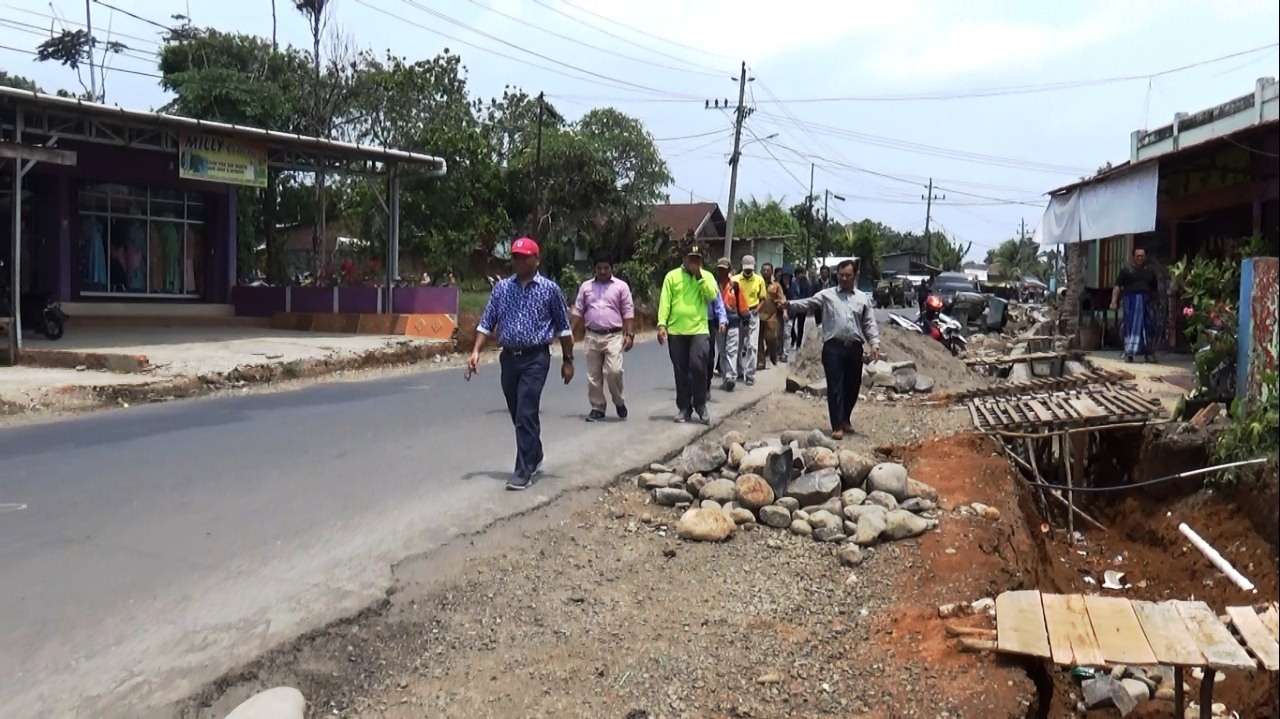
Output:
[[877, 325, 985, 392], [789, 324, 986, 393]]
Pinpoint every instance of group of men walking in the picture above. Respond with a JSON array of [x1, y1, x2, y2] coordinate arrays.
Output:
[[468, 237, 881, 492], [656, 245, 790, 424]]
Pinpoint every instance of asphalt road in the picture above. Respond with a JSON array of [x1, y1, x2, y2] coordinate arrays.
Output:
[[0, 337, 781, 719]]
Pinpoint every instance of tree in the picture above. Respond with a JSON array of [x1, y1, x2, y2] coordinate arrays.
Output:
[[33, 26, 128, 100], [985, 237, 1047, 281], [293, 0, 336, 274], [844, 220, 884, 279], [0, 70, 40, 92], [734, 196, 801, 239], [159, 25, 313, 281]]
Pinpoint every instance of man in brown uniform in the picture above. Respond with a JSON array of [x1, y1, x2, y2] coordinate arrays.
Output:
[[756, 262, 786, 370]]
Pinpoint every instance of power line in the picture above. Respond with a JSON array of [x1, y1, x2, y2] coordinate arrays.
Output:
[[0, 17, 157, 65], [466, 0, 720, 77], [90, 0, 175, 32], [552, 0, 737, 63], [757, 111, 1090, 174], [528, 0, 726, 75], [0, 3, 158, 46], [0, 42, 163, 80], [517, 43, 1280, 105], [398, 0, 701, 100], [652, 127, 732, 142], [352, 0, 692, 100]]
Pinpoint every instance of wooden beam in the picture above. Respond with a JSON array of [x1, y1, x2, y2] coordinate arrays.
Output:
[[0, 143, 77, 166]]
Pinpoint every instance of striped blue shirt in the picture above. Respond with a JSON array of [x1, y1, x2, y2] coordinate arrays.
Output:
[[477, 274, 572, 349]]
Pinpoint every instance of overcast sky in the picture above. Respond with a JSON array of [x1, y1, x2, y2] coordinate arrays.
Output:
[[3, 0, 1278, 258]]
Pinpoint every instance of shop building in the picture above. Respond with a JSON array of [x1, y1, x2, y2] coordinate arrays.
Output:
[[2, 85, 446, 348]]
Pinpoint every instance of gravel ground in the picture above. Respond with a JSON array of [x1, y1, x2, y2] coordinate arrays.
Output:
[[178, 393, 1040, 719]]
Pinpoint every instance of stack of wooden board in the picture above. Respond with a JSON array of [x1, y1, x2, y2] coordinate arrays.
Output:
[[993, 591, 1278, 718]]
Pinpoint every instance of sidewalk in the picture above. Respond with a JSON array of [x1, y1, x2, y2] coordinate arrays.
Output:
[[1087, 349, 1196, 415], [1, 326, 451, 417]]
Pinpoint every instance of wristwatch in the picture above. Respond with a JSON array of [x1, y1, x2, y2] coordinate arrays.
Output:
[[563, 355, 574, 363]]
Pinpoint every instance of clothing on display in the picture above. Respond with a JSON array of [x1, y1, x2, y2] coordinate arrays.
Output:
[[159, 220, 181, 293], [85, 219, 107, 288]]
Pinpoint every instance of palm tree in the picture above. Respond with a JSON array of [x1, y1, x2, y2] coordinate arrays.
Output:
[[987, 237, 1047, 282]]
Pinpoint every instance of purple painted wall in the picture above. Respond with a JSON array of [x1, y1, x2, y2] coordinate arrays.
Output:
[[28, 140, 237, 304], [391, 287, 460, 315], [230, 285, 460, 318]]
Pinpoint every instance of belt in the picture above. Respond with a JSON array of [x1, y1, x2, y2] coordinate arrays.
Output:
[[502, 345, 550, 356], [827, 338, 863, 349], [586, 327, 623, 335]]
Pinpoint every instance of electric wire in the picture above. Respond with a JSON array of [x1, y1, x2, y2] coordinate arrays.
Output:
[[465, 0, 721, 77]]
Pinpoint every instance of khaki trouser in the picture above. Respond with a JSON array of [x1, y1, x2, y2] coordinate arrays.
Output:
[[585, 331, 625, 410], [758, 315, 779, 368]]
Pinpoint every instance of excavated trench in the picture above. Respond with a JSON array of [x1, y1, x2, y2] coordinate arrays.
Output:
[[989, 418, 1279, 719]]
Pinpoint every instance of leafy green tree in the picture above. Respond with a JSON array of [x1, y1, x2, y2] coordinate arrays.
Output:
[[734, 196, 802, 239], [985, 237, 1048, 281], [159, 26, 313, 281], [33, 27, 127, 100], [0, 70, 40, 92]]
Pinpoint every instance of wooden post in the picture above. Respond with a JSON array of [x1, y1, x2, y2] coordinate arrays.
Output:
[[1063, 435, 1076, 542], [1174, 666, 1185, 718]]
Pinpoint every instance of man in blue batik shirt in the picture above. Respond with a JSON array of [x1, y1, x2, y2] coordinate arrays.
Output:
[[468, 238, 575, 491]]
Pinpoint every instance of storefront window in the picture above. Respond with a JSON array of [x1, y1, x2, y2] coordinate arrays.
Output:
[[78, 183, 206, 297]]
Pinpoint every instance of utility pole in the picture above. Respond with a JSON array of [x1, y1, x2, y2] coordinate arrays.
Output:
[[85, 0, 97, 101], [1018, 217, 1028, 243], [705, 61, 750, 262], [818, 189, 846, 272], [531, 91, 545, 240], [922, 178, 944, 270], [805, 162, 814, 270]]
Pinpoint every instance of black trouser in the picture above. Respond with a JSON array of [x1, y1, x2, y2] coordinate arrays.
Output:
[[706, 319, 717, 391], [821, 338, 865, 431], [668, 333, 710, 413], [791, 313, 807, 348], [500, 346, 550, 480]]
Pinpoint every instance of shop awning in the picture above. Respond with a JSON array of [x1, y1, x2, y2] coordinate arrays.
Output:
[[1034, 161, 1159, 245]]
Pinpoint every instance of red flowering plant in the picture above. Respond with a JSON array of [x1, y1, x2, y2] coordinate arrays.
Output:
[[1169, 255, 1240, 394], [317, 258, 385, 287]]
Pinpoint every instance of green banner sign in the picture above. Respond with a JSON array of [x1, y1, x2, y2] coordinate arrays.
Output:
[[178, 132, 268, 188]]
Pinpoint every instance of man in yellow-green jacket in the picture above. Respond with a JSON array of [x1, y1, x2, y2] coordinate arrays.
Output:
[[657, 244, 722, 424]]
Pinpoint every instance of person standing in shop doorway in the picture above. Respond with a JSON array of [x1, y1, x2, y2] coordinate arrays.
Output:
[[468, 238, 575, 491], [571, 253, 635, 421], [781, 259, 881, 440], [1111, 246, 1159, 363], [657, 245, 720, 424]]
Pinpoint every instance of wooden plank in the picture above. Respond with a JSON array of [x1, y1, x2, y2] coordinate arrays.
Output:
[[0, 142, 77, 165], [1132, 600, 1206, 666], [996, 591, 1052, 658], [1173, 600, 1258, 671], [1226, 606, 1280, 671], [1083, 595, 1159, 665], [1026, 399, 1057, 425], [1042, 593, 1106, 667], [1259, 604, 1280, 643], [1068, 396, 1107, 418]]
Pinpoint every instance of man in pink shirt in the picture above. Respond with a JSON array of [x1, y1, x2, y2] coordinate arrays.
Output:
[[571, 253, 636, 421]]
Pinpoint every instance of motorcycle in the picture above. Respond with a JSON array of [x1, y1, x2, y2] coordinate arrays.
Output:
[[0, 260, 70, 340], [887, 296, 967, 356]]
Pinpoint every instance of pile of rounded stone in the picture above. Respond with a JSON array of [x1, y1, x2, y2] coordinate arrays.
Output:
[[634, 429, 942, 566]]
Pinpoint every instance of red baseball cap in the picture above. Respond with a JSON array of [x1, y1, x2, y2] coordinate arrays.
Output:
[[511, 237, 540, 256]]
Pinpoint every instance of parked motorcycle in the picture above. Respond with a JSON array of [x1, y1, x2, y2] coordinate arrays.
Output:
[[0, 259, 70, 340], [887, 295, 968, 356]]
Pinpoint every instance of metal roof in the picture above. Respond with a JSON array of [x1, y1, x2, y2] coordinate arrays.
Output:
[[0, 85, 447, 171]]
